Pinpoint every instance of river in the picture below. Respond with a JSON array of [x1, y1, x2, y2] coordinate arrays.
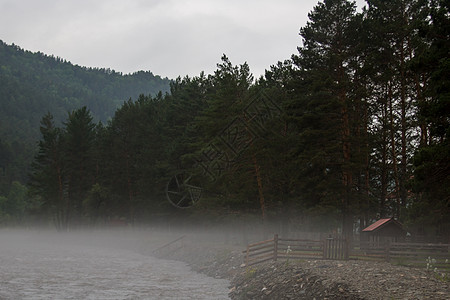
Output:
[[0, 229, 230, 299]]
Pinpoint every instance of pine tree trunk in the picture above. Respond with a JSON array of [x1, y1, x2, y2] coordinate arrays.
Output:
[[380, 86, 390, 218], [399, 36, 408, 219], [340, 88, 353, 241], [388, 84, 401, 218], [252, 153, 265, 221]]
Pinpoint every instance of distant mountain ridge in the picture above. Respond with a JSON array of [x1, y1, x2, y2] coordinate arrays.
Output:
[[0, 40, 171, 188], [0, 40, 170, 138]]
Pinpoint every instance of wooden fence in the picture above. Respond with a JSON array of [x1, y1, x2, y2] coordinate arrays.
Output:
[[244, 237, 276, 266], [244, 234, 450, 273], [244, 234, 341, 266], [350, 241, 389, 260], [277, 236, 324, 261], [350, 241, 450, 274], [324, 237, 349, 260]]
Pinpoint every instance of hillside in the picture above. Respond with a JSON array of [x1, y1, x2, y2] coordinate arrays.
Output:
[[0, 40, 171, 191]]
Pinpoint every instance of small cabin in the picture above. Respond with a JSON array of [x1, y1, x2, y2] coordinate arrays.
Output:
[[362, 218, 406, 246]]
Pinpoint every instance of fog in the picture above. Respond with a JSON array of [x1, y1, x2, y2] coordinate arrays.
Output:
[[0, 228, 232, 299], [0, 218, 332, 299]]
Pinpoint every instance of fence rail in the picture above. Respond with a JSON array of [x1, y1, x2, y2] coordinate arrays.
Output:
[[244, 234, 339, 266], [244, 234, 450, 273], [277, 237, 323, 260], [244, 237, 275, 266]]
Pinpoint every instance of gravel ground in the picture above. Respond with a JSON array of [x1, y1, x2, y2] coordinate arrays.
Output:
[[229, 260, 449, 300], [155, 239, 450, 300]]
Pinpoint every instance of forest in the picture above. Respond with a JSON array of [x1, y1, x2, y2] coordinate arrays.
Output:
[[0, 39, 170, 201], [1, 0, 448, 241]]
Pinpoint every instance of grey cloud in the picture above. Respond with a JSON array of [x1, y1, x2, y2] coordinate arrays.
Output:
[[1, 0, 365, 78]]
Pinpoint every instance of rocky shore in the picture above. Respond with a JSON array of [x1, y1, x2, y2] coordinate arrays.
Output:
[[228, 260, 449, 299], [151, 239, 449, 300]]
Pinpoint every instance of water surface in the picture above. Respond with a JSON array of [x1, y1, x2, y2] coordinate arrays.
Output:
[[0, 230, 230, 299]]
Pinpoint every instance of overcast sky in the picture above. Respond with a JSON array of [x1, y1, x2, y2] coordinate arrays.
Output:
[[1, 0, 365, 79]]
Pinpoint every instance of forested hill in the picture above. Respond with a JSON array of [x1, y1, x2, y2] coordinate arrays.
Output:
[[0, 40, 170, 188], [0, 0, 448, 239], [0, 40, 170, 140]]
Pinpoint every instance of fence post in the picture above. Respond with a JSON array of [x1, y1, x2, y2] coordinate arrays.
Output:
[[245, 244, 250, 266], [331, 238, 339, 259], [274, 234, 278, 262]]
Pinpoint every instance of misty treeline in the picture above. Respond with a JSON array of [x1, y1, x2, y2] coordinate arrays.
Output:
[[3, 0, 449, 239], [0, 39, 171, 199]]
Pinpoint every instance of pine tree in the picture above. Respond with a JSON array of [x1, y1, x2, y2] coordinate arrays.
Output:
[[63, 107, 97, 226], [410, 0, 450, 237], [290, 0, 365, 238], [29, 113, 68, 230]]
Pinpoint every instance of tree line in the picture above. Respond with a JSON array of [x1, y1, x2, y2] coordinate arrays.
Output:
[[0, 39, 170, 198], [7, 0, 450, 239]]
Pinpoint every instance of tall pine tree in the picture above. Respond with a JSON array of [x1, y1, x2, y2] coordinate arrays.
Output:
[[290, 0, 365, 238], [30, 113, 68, 230]]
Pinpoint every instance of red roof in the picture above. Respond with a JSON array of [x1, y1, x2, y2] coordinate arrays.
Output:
[[362, 218, 392, 232]]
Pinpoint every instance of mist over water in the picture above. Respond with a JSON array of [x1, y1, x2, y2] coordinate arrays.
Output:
[[0, 229, 230, 299]]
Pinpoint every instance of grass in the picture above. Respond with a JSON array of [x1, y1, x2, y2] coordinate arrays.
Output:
[[244, 266, 257, 279]]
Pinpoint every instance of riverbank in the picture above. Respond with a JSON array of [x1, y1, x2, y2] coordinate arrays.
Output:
[[0, 229, 231, 299], [152, 238, 449, 299]]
